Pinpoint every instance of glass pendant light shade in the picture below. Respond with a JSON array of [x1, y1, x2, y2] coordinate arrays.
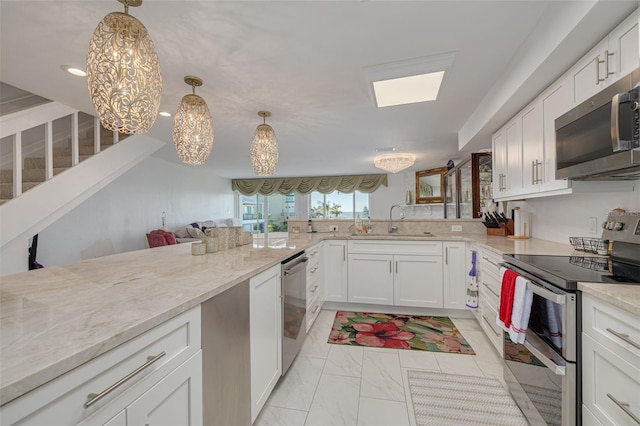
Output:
[[250, 111, 279, 176], [173, 76, 214, 165], [374, 153, 415, 173], [87, 0, 162, 134]]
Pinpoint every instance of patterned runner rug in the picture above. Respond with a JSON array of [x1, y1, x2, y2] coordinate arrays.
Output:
[[407, 370, 527, 425], [327, 311, 474, 354]]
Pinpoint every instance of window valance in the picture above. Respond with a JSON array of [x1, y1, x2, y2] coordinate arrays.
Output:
[[232, 174, 388, 196]]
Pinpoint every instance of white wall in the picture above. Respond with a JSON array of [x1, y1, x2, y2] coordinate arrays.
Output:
[[508, 185, 640, 244], [35, 156, 234, 268], [370, 171, 445, 219]]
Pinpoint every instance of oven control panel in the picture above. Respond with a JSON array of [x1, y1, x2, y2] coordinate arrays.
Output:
[[601, 211, 640, 243]]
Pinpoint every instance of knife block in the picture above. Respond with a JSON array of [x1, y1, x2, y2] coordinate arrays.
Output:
[[486, 219, 514, 236]]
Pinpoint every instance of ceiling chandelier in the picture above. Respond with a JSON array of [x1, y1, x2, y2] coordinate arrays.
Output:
[[374, 153, 415, 173], [250, 111, 279, 176], [87, 0, 162, 134], [173, 76, 214, 165]]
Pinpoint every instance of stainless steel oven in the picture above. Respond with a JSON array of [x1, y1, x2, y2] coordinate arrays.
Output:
[[501, 263, 579, 426]]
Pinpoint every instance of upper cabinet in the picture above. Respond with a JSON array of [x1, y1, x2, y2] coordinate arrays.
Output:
[[572, 10, 639, 105], [493, 9, 638, 202]]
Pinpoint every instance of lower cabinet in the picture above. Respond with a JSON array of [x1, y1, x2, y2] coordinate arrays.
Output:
[[442, 242, 467, 309], [582, 294, 640, 426], [346, 240, 467, 309], [0, 307, 202, 426], [249, 265, 282, 424], [107, 351, 203, 426], [324, 240, 348, 302]]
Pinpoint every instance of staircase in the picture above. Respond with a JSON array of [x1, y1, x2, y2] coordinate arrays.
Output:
[[0, 102, 165, 276], [0, 122, 127, 205]]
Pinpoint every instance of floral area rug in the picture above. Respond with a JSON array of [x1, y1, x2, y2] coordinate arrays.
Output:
[[328, 311, 475, 354]]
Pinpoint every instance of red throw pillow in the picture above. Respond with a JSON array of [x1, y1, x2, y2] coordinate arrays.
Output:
[[163, 231, 177, 245], [147, 233, 168, 248]]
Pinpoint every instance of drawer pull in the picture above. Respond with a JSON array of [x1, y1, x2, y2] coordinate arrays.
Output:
[[84, 351, 166, 408], [482, 282, 500, 299], [606, 328, 640, 350], [607, 393, 640, 424], [482, 315, 500, 337], [481, 256, 500, 268]]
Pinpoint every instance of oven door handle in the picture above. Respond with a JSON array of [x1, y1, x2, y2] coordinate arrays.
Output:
[[523, 337, 566, 376], [502, 264, 566, 305], [528, 281, 566, 305]]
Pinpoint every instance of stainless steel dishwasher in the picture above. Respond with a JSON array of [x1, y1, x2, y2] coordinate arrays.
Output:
[[281, 251, 308, 375]]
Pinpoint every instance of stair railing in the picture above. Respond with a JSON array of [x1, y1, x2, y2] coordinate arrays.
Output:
[[0, 102, 118, 200]]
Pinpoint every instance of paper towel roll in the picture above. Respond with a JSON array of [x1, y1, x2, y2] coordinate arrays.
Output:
[[513, 208, 531, 237]]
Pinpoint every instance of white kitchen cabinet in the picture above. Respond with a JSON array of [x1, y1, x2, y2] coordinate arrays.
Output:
[[324, 240, 348, 302], [249, 265, 282, 424], [493, 118, 522, 199], [540, 79, 572, 192], [572, 10, 639, 105], [520, 103, 542, 195], [346, 240, 458, 309], [442, 242, 467, 309], [477, 248, 503, 356], [306, 242, 324, 332], [393, 254, 443, 308], [348, 253, 394, 305], [126, 352, 203, 426], [492, 128, 507, 197], [582, 294, 640, 426], [0, 307, 202, 426]]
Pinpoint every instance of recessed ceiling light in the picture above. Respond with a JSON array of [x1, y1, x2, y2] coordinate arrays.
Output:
[[159, 111, 172, 117], [364, 52, 455, 108], [372, 71, 445, 108], [61, 65, 87, 77]]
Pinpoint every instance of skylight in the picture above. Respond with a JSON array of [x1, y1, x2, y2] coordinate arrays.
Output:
[[364, 52, 455, 109], [372, 71, 445, 108]]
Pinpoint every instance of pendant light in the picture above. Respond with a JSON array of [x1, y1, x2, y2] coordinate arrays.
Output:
[[87, 0, 162, 134], [250, 111, 279, 176], [173, 76, 214, 165]]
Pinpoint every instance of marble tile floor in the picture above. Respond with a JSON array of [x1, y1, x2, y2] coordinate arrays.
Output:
[[255, 309, 506, 426]]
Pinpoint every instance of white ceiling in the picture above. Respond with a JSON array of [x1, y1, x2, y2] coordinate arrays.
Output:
[[1, 1, 637, 178]]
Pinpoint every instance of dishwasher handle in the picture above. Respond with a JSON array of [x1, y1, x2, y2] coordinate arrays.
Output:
[[283, 257, 308, 275]]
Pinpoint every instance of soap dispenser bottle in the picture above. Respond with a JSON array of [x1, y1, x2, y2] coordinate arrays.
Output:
[[307, 219, 314, 233]]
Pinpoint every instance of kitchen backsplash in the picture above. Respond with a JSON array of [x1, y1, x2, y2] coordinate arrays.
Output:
[[287, 219, 485, 236]]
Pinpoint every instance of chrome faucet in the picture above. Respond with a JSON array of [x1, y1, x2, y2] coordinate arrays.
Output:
[[389, 204, 404, 233]]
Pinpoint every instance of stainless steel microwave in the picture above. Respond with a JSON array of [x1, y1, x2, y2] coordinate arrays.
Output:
[[555, 68, 640, 180]]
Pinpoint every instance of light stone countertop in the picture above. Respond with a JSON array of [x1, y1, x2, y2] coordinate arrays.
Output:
[[1, 232, 637, 406], [0, 241, 312, 406], [578, 283, 640, 316]]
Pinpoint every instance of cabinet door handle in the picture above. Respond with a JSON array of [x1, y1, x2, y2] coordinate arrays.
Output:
[[607, 393, 640, 424], [85, 351, 166, 408], [605, 49, 615, 78], [531, 160, 536, 185], [445, 247, 448, 265], [482, 281, 500, 299], [389, 260, 392, 273], [606, 327, 640, 350], [536, 160, 543, 184], [481, 256, 500, 268], [343, 246, 345, 262], [395, 260, 398, 274], [597, 56, 606, 84]]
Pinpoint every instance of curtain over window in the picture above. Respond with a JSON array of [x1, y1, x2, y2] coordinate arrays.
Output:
[[232, 174, 387, 196]]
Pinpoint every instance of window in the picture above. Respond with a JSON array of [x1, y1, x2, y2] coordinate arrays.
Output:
[[240, 193, 295, 235], [310, 191, 370, 219]]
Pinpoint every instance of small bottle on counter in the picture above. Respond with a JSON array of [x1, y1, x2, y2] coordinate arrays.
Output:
[[307, 219, 314, 233]]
